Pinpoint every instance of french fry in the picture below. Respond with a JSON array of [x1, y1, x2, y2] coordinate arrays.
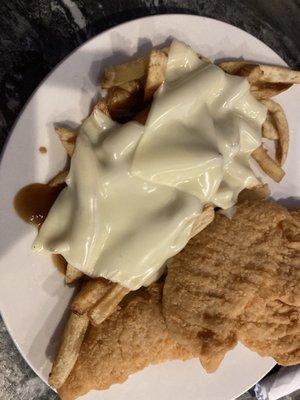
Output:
[[218, 61, 247, 74], [218, 61, 263, 83], [262, 113, 279, 140], [119, 79, 142, 93], [101, 55, 149, 89], [251, 82, 292, 99], [88, 284, 130, 326], [107, 86, 141, 121], [71, 278, 113, 315], [252, 145, 285, 182], [246, 65, 264, 84], [65, 264, 84, 284], [191, 205, 215, 237], [219, 61, 300, 84], [144, 50, 168, 102], [48, 312, 89, 389], [56, 101, 110, 154], [220, 63, 291, 154], [55, 127, 76, 157], [258, 65, 300, 84], [48, 170, 68, 187], [219, 61, 295, 98], [261, 99, 289, 166], [101, 47, 170, 89]]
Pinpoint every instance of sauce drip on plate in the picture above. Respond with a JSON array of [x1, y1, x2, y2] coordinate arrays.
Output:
[[14, 182, 66, 274], [14, 183, 65, 227], [39, 146, 47, 154]]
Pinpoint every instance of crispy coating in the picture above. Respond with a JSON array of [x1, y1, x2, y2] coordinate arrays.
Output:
[[59, 284, 195, 400], [163, 200, 300, 373]]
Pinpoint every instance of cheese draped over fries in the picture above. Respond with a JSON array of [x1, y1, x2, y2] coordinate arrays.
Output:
[[33, 40, 266, 290]]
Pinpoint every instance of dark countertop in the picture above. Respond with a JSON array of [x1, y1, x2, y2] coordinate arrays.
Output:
[[0, 1, 300, 399]]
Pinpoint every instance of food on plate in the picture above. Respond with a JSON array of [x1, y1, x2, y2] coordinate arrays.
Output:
[[65, 263, 83, 284], [14, 38, 300, 399], [55, 127, 77, 157], [88, 284, 130, 326], [48, 170, 69, 188], [252, 145, 285, 182], [58, 283, 196, 400], [33, 39, 272, 294], [143, 49, 168, 101], [71, 278, 113, 315], [101, 47, 169, 89], [218, 61, 300, 99], [49, 312, 89, 389], [163, 200, 300, 373], [261, 99, 289, 165], [51, 200, 300, 398]]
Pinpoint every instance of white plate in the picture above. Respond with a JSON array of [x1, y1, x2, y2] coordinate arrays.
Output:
[[0, 14, 299, 400]]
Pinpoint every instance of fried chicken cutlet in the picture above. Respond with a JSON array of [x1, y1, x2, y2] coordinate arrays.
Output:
[[163, 200, 300, 373], [59, 283, 196, 400]]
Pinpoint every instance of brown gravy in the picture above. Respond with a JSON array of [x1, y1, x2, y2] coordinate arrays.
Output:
[[14, 182, 66, 274], [39, 146, 47, 154], [14, 183, 65, 227]]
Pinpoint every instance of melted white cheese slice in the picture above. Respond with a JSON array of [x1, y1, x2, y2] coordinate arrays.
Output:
[[33, 40, 266, 289]]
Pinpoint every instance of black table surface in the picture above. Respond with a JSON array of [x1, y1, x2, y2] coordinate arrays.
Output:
[[0, 1, 300, 399]]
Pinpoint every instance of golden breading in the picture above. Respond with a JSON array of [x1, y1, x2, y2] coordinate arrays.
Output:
[[163, 200, 300, 373], [59, 284, 195, 400], [238, 295, 300, 365]]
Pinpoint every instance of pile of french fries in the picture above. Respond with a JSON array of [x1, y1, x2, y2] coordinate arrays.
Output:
[[49, 45, 300, 390], [219, 60, 298, 182]]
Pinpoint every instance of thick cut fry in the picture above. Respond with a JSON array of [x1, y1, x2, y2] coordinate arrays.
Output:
[[101, 56, 149, 89], [261, 99, 289, 166], [191, 205, 215, 237], [65, 264, 84, 284], [48, 170, 68, 187], [107, 86, 141, 121], [218, 61, 247, 74], [71, 278, 113, 315], [219, 61, 294, 98], [246, 65, 264, 84], [55, 127, 76, 156], [219, 61, 263, 83], [262, 113, 279, 140], [219, 61, 300, 84], [144, 50, 167, 102], [118, 79, 142, 93], [252, 145, 285, 182], [251, 82, 292, 99], [101, 47, 170, 89], [89, 284, 130, 326], [49, 313, 89, 389], [258, 65, 300, 84]]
